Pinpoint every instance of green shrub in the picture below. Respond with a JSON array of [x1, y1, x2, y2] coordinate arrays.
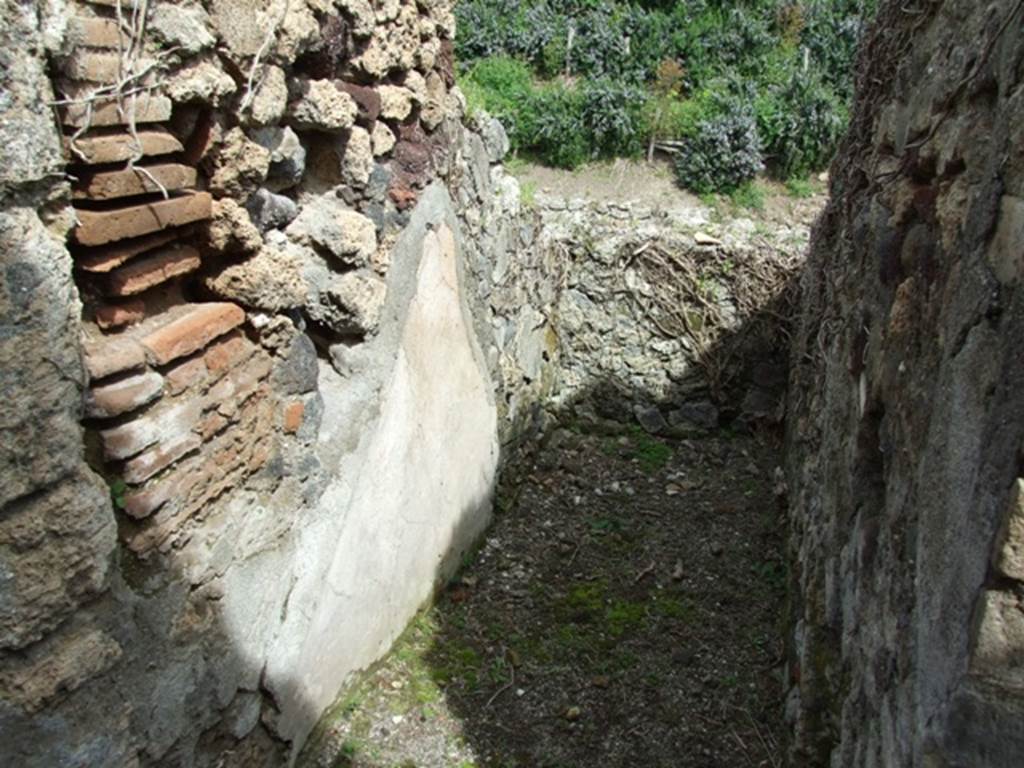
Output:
[[530, 85, 589, 169], [459, 56, 537, 149], [580, 78, 646, 156], [673, 104, 764, 194], [756, 67, 847, 179]]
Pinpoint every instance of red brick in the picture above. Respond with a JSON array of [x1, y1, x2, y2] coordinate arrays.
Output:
[[74, 192, 211, 246], [164, 356, 207, 396], [141, 302, 245, 366], [76, 229, 186, 273], [106, 244, 200, 296], [74, 163, 197, 201], [206, 358, 271, 418], [100, 398, 201, 460], [60, 93, 172, 128], [68, 17, 130, 49], [283, 401, 304, 433], [202, 330, 254, 376], [85, 370, 163, 419], [65, 129, 183, 166], [198, 412, 229, 441], [95, 299, 145, 330], [122, 433, 201, 485], [122, 463, 196, 521], [61, 51, 157, 82], [83, 336, 146, 380]]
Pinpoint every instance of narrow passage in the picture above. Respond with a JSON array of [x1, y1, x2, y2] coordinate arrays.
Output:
[[303, 425, 786, 768]]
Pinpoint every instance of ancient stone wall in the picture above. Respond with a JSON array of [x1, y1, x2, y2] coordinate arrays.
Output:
[[3, 1, 496, 766], [1, 2, 813, 766], [786, 0, 1024, 765]]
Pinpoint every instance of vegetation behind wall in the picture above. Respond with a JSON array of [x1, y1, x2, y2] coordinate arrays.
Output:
[[455, 0, 874, 191]]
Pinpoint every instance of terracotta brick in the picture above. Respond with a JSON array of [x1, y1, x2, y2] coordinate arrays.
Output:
[[206, 357, 271, 417], [203, 330, 254, 376], [122, 462, 194, 521], [95, 299, 145, 330], [68, 17, 130, 49], [76, 228, 185, 273], [60, 93, 171, 128], [106, 244, 201, 296], [198, 411, 229, 441], [141, 302, 245, 366], [100, 398, 201, 460], [85, 370, 163, 419], [83, 337, 146, 380], [74, 192, 211, 247], [66, 129, 183, 166], [283, 401, 304, 433], [59, 51, 155, 82], [165, 356, 207, 396], [74, 163, 197, 201], [122, 433, 201, 485]]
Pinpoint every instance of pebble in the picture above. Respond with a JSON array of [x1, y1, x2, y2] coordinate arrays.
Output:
[[564, 705, 581, 721]]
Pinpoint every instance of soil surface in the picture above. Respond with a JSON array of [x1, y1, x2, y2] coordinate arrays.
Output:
[[513, 156, 827, 228], [301, 425, 788, 768]]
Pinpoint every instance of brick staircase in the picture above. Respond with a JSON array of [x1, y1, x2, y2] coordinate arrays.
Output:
[[61, 1, 282, 555]]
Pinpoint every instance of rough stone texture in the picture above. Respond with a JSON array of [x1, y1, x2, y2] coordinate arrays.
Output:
[[785, 2, 1024, 766], [285, 194, 377, 266], [207, 128, 271, 199], [203, 246, 307, 312], [289, 79, 358, 132]]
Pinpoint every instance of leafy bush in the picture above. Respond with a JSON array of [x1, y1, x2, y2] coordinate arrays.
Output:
[[756, 67, 847, 179], [530, 85, 589, 169], [454, 0, 874, 177], [580, 78, 646, 156], [673, 106, 764, 194]]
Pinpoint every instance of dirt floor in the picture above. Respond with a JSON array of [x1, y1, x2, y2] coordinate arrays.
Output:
[[300, 424, 788, 768], [512, 156, 828, 228]]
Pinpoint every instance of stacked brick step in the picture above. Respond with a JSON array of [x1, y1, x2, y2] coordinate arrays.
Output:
[[62, 0, 281, 555]]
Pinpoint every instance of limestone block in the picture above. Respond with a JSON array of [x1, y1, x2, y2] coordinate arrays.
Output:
[[378, 85, 414, 121], [150, 2, 216, 54], [994, 479, 1024, 580], [248, 65, 288, 126], [285, 194, 377, 266], [203, 245, 307, 312], [342, 126, 374, 187], [320, 270, 388, 334], [338, 0, 375, 37], [371, 122, 396, 156], [970, 590, 1024, 690], [421, 71, 448, 131], [208, 127, 271, 198], [166, 59, 237, 106], [207, 198, 264, 254], [290, 80, 357, 132]]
